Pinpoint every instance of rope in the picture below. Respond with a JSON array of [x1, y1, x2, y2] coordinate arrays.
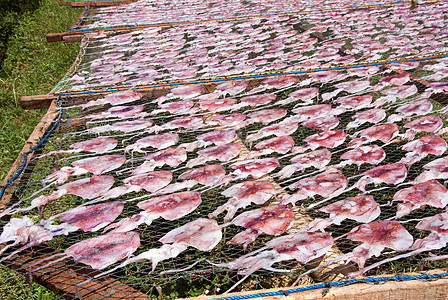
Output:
[[0, 95, 62, 201], [55, 52, 448, 96], [210, 272, 448, 300], [52, 35, 90, 94]]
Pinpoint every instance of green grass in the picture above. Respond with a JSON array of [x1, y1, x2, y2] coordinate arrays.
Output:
[[0, 0, 82, 181], [0, 266, 57, 300], [0, 0, 82, 298]]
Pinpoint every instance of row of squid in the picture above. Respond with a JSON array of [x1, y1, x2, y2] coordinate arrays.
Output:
[[2, 56, 448, 292]]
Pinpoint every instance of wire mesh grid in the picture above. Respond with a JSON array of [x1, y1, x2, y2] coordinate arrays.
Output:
[[54, 1, 448, 94], [68, 0, 420, 33], [2, 55, 448, 298], [2, 0, 448, 298]]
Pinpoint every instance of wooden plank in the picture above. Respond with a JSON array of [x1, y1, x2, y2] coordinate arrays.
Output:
[[19, 94, 57, 110], [58, 1, 72, 6], [2, 245, 149, 300], [22, 86, 182, 111], [46, 32, 83, 43], [48, 25, 164, 43], [69, 1, 87, 7], [59, 0, 131, 6], [187, 269, 448, 300], [64, 0, 135, 7], [90, 0, 132, 7], [47, 32, 69, 43], [19, 93, 96, 109], [62, 34, 83, 43], [0, 101, 60, 209]]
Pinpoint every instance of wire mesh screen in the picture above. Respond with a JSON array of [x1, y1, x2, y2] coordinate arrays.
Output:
[[54, 1, 448, 93], [68, 0, 409, 33], [3, 56, 448, 298], [2, 1, 448, 299]]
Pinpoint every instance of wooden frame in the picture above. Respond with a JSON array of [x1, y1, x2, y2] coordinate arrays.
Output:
[[5, 0, 448, 297], [46, 1, 437, 43], [7, 18, 448, 294], [6, 77, 448, 298]]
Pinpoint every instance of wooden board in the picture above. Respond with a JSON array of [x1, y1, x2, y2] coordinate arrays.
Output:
[[19, 94, 57, 110], [47, 32, 81, 43], [90, 0, 132, 7], [62, 34, 83, 43], [59, 0, 132, 7], [58, 1, 86, 7]]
